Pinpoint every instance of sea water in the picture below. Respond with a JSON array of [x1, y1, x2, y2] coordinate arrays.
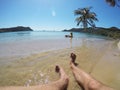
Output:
[[0, 31, 106, 57]]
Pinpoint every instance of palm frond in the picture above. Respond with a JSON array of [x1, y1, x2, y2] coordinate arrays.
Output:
[[106, 0, 116, 6], [75, 17, 82, 26], [74, 7, 92, 15], [74, 9, 84, 15]]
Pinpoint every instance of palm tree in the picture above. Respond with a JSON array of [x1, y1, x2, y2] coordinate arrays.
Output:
[[74, 7, 98, 31], [106, 0, 120, 7]]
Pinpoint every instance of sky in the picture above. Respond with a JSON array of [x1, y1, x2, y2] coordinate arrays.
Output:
[[0, 0, 120, 31]]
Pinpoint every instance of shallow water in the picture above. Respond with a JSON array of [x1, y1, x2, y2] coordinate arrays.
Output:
[[0, 31, 106, 57]]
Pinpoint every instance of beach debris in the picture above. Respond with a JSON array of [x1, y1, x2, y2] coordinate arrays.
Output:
[[44, 78, 49, 84], [40, 73, 44, 77], [38, 71, 45, 77], [25, 79, 32, 87], [25, 71, 50, 85], [44, 76, 49, 84]]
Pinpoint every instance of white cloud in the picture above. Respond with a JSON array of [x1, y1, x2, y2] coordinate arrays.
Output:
[[52, 10, 56, 17]]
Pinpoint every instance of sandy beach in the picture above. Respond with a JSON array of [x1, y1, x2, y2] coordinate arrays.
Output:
[[0, 0, 120, 89], [0, 39, 120, 90]]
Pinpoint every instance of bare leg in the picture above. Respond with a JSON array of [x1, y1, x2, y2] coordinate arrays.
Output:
[[70, 53, 114, 90], [1, 65, 69, 90], [28, 65, 69, 90], [45, 65, 69, 90]]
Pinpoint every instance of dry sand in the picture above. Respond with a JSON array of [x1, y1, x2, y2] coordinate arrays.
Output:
[[0, 39, 120, 90]]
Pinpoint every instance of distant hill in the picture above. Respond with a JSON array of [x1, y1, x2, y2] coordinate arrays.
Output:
[[63, 27, 120, 39], [0, 26, 33, 33]]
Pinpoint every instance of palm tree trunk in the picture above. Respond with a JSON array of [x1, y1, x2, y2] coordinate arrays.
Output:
[[82, 16, 86, 31], [83, 20, 87, 31]]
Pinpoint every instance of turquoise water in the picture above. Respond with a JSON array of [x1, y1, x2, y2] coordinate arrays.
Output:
[[0, 31, 107, 57], [0, 31, 105, 42]]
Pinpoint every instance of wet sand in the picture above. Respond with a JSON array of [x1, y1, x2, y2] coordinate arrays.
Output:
[[0, 39, 120, 90]]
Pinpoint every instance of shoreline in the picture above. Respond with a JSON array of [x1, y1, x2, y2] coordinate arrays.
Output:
[[0, 36, 113, 58], [0, 39, 120, 90]]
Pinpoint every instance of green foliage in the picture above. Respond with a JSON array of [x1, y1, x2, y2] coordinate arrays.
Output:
[[63, 27, 120, 39]]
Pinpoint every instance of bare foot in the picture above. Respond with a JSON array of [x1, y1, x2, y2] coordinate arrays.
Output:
[[70, 53, 78, 66], [70, 53, 76, 63], [55, 65, 69, 90], [55, 65, 60, 73]]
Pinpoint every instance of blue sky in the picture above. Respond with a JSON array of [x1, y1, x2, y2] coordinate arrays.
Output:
[[0, 0, 120, 31]]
